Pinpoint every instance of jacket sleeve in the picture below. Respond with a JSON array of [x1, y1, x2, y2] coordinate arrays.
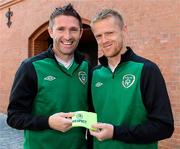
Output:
[[7, 60, 50, 130], [113, 62, 174, 143]]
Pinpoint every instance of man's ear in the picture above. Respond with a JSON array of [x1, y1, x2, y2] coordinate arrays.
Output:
[[48, 27, 53, 38], [80, 28, 83, 38], [122, 24, 128, 39], [122, 24, 127, 32], [122, 24, 129, 46]]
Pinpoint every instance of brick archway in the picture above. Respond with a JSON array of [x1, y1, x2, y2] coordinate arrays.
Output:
[[28, 21, 49, 57], [28, 19, 97, 66]]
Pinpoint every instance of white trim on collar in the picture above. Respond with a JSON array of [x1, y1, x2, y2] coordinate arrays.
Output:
[[55, 55, 74, 69]]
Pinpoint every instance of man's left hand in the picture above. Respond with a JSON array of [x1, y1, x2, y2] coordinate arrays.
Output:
[[90, 123, 114, 141]]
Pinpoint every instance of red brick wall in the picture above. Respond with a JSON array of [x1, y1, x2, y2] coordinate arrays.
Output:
[[0, 0, 179, 148]]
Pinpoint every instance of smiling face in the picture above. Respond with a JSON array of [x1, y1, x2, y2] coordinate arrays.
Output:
[[91, 16, 126, 59], [48, 15, 83, 58]]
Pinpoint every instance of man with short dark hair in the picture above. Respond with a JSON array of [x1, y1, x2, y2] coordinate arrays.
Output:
[[7, 4, 89, 149], [89, 9, 174, 149]]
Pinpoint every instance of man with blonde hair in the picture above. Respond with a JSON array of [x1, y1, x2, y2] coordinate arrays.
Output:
[[90, 9, 174, 149]]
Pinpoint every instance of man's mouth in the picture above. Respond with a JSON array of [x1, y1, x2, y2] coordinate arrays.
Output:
[[61, 41, 73, 45], [103, 43, 112, 49]]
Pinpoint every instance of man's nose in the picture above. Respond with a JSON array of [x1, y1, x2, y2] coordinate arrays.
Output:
[[64, 30, 72, 40], [101, 35, 108, 43]]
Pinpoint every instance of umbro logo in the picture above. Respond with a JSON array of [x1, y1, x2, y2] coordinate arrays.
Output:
[[95, 82, 103, 87], [44, 76, 56, 81]]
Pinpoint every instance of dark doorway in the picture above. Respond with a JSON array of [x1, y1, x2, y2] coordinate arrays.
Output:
[[78, 24, 98, 66]]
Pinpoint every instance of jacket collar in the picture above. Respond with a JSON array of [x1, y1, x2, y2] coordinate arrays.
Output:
[[47, 45, 85, 64]]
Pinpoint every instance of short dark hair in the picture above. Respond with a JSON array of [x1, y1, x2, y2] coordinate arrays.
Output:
[[90, 9, 124, 29], [49, 3, 82, 29]]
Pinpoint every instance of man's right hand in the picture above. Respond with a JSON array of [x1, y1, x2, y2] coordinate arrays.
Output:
[[48, 112, 74, 132]]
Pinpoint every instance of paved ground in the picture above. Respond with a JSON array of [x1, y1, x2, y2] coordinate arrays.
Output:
[[0, 113, 23, 149]]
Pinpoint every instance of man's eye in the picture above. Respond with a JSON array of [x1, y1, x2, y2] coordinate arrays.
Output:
[[106, 32, 113, 35], [96, 35, 101, 39], [57, 27, 65, 31], [70, 28, 79, 32]]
